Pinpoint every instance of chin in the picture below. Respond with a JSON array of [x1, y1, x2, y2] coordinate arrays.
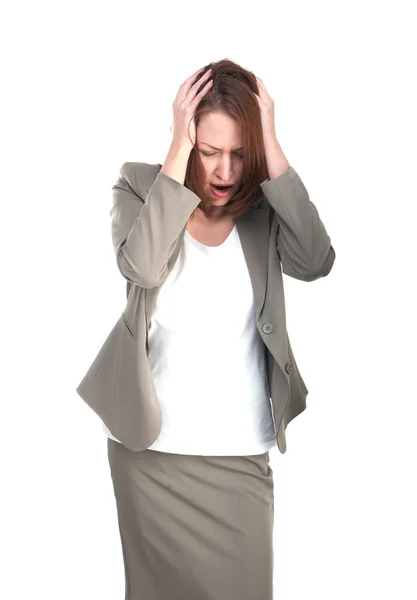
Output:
[[211, 197, 230, 203]]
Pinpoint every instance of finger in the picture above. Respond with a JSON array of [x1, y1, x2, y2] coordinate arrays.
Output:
[[186, 69, 212, 102], [191, 68, 212, 88], [190, 78, 213, 105], [189, 67, 205, 80], [178, 67, 205, 94]]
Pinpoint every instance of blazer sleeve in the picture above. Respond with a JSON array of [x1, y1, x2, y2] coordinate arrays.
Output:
[[260, 166, 336, 282], [110, 163, 201, 288]]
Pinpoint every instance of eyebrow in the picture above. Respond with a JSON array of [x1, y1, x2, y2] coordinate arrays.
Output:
[[199, 142, 244, 151]]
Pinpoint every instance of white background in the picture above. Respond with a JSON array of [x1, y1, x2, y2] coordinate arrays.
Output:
[[2, 0, 416, 598]]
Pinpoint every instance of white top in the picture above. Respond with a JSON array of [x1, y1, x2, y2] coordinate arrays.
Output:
[[103, 224, 277, 455]]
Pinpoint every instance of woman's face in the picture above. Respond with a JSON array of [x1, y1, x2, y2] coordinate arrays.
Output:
[[195, 111, 244, 217]]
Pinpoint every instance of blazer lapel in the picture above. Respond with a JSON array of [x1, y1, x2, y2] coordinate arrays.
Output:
[[235, 207, 270, 321]]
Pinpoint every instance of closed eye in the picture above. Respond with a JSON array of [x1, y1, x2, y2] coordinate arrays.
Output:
[[200, 151, 243, 158]]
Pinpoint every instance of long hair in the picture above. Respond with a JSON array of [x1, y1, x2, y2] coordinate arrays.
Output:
[[182, 58, 269, 220]]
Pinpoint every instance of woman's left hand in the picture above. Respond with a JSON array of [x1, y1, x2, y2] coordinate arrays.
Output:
[[253, 76, 277, 141], [253, 76, 291, 179]]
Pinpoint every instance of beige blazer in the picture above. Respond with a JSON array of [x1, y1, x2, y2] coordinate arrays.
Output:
[[76, 162, 335, 453]]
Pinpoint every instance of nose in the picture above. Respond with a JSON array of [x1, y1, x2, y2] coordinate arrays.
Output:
[[215, 154, 234, 181]]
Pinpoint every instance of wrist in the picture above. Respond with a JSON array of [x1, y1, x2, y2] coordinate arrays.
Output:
[[169, 139, 193, 155], [160, 141, 192, 185]]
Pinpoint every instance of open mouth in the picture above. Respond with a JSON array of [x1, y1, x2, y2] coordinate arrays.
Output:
[[210, 184, 233, 197]]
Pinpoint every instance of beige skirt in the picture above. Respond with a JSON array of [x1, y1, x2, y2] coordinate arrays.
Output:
[[107, 438, 275, 600]]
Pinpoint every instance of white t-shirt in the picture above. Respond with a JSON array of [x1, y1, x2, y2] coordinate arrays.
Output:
[[104, 224, 277, 455]]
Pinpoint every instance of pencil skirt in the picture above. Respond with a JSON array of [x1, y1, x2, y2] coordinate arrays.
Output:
[[107, 437, 275, 600]]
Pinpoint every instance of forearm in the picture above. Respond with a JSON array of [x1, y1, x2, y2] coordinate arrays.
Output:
[[263, 135, 291, 181], [260, 166, 335, 280], [160, 142, 192, 185], [112, 161, 201, 288]]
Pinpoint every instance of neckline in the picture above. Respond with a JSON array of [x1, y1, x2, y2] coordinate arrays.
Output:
[[184, 224, 236, 249]]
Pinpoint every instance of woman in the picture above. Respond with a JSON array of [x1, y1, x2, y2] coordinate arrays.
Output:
[[77, 58, 335, 599]]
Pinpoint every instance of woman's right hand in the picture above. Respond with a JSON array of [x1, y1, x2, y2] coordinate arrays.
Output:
[[170, 67, 213, 149]]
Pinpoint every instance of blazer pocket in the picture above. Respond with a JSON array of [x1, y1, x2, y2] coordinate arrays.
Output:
[[122, 311, 135, 338]]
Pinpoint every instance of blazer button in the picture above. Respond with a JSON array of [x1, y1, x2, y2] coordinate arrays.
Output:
[[262, 322, 274, 334], [285, 362, 293, 375]]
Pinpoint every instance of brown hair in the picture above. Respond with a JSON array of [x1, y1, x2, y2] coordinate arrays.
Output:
[[182, 58, 269, 220]]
